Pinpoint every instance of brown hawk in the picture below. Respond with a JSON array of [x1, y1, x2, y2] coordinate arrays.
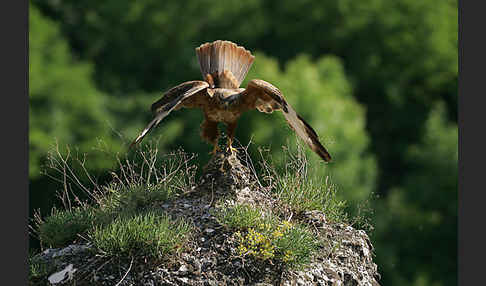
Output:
[[131, 40, 332, 162]]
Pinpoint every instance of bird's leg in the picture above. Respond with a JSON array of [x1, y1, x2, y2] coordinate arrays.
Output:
[[211, 141, 221, 155], [227, 138, 238, 155], [226, 121, 238, 155], [201, 118, 221, 155]]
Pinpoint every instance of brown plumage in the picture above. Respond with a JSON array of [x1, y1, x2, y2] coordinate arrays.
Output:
[[131, 40, 332, 162]]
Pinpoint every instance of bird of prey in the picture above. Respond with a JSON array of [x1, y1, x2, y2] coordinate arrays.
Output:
[[130, 40, 332, 162]]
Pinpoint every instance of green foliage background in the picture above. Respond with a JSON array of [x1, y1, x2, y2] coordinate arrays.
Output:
[[29, 0, 457, 285]]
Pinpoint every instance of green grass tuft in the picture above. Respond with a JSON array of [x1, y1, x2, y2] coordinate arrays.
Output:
[[235, 219, 318, 268], [214, 204, 266, 230], [274, 174, 348, 222], [36, 206, 103, 248], [259, 145, 348, 223], [99, 184, 174, 215], [35, 184, 177, 249], [273, 223, 319, 267], [216, 203, 319, 268], [90, 211, 192, 259]]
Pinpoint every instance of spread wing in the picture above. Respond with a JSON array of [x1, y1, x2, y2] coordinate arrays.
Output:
[[240, 79, 332, 162], [130, 80, 209, 148]]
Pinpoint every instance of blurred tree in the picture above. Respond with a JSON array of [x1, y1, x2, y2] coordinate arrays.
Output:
[[29, 5, 123, 221], [32, 0, 457, 196], [29, 5, 122, 178], [372, 102, 457, 286], [255, 0, 458, 195], [31, 0, 267, 93]]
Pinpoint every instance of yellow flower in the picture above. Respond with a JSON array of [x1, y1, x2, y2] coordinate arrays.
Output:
[[272, 230, 283, 238], [282, 250, 293, 262]]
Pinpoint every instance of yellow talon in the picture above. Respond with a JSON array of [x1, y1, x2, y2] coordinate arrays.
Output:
[[226, 137, 238, 155], [226, 145, 238, 154]]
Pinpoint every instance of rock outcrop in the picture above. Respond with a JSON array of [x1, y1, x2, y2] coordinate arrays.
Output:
[[31, 150, 381, 286]]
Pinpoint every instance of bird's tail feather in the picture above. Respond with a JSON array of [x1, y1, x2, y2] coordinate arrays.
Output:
[[196, 40, 254, 88]]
